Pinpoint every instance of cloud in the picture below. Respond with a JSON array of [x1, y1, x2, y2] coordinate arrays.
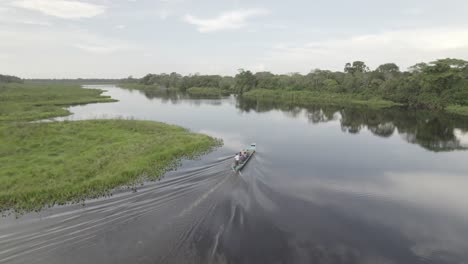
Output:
[[157, 9, 171, 20], [0, 26, 134, 54], [184, 8, 269, 33], [0, 5, 51, 26], [265, 27, 468, 72], [11, 0, 106, 19], [73, 44, 127, 54], [402, 7, 424, 15]]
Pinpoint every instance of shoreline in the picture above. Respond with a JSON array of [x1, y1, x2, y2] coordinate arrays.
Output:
[[0, 83, 222, 213]]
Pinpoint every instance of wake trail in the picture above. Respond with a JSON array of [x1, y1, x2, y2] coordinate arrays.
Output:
[[0, 156, 236, 264]]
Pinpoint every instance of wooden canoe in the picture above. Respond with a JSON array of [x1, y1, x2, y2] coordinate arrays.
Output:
[[232, 143, 256, 171]]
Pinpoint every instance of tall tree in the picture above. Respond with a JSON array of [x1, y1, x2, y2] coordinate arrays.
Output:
[[235, 69, 257, 94], [344, 61, 369, 74]]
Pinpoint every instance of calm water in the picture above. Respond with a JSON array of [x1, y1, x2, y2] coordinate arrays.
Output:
[[1, 85, 468, 264]]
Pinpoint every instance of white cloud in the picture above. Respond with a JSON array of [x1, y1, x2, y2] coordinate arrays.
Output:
[[0, 26, 134, 54], [184, 8, 269, 33], [11, 0, 106, 19], [0, 5, 51, 26], [73, 44, 127, 54], [115, 24, 126, 30], [265, 27, 468, 72]]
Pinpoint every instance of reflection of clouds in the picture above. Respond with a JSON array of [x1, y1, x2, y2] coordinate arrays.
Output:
[[382, 172, 468, 217], [286, 171, 468, 219], [454, 129, 468, 147], [198, 129, 244, 151], [411, 241, 467, 263], [281, 172, 468, 262], [305, 109, 340, 124]]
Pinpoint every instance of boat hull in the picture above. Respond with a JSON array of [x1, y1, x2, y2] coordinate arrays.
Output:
[[232, 143, 256, 171]]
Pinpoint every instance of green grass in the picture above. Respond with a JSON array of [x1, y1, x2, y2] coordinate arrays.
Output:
[[0, 83, 117, 121], [186, 87, 222, 97], [243, 89, 399, 108], [0, 120, 221, 212], [446, 105, 468, 116], [0, 82, 222, 212]]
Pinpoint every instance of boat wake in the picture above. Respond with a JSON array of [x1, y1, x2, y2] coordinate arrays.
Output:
[[0, 154, 241, 264], [0, 150, 458, 264]]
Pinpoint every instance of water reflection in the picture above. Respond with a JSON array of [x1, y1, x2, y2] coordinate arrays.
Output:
[[4, 85, 468, 264], [128, 88, 468, 152], [236, 98, 468, 152], [138, 88, 224, 106]]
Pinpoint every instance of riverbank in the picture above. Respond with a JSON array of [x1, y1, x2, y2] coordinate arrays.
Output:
[[0, 120, 220, 212], [119, 83, 228, 98], [446, 105, 468, 116], [0, 83, 221, 212], [242, 89, 399, 109], [0, 83, 117, 121]]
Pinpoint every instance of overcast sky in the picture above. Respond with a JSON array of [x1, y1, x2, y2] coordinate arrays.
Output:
[[0, 0, 467, 78]]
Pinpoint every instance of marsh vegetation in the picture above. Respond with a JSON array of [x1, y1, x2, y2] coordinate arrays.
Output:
[[0, 83, 220, 212]]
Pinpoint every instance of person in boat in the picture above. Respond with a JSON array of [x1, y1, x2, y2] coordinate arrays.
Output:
[[240, 151, 248, 162], [234, 153, 240, 166]]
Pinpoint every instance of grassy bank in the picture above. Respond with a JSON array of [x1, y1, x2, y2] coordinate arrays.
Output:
[[119, 83, 230, 98], [242, 89, 399, 109], [118, 83, 160, 90], [187, 87, 222, 97], [0, 120, 220, 211], [446, 105, 468, 116], [0, 82, 221, 212], [118, 83, 178, 92], [0, 83, 116, 121]]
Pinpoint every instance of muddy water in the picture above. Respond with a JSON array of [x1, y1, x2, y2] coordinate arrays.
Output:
[[1, 85, 468, 264]]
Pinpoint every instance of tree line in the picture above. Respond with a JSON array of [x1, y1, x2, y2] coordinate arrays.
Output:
[[0, 74, 22, 84], [135, 58, 468, 109]]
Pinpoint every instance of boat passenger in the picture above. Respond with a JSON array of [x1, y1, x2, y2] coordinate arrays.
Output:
[[240, 151, 247, 162], [234, 153, 240, 166]]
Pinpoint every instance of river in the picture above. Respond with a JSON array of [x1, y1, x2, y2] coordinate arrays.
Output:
[[1, 85, 468, 264]]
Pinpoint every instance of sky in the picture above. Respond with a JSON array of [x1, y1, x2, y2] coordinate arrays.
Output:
[[0, 0, 467, 78]]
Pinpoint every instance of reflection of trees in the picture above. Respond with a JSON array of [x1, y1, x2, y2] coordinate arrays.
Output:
[[396, 115, 468, 152], [138, 90, 468, 152], [237, 97, 468, 152], [140, 89, 223, 106]]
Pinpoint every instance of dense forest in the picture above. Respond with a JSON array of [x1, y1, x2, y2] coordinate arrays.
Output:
[[133, 58, 468, 110], [3, 58, 468, 111]]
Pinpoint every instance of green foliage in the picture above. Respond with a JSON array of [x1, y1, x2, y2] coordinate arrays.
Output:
[[243, 89, 398, 108], [0, 82, 222, 212], [139, 72, 233, 92], [446, 105, 468, 116], [129, 57, 468, 113], [0, 120, 221, 212], [0, 83, 117, 121], [344, 61, 369, 74], [0, 74, 22, 84], [235, 69, 256, 94]]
